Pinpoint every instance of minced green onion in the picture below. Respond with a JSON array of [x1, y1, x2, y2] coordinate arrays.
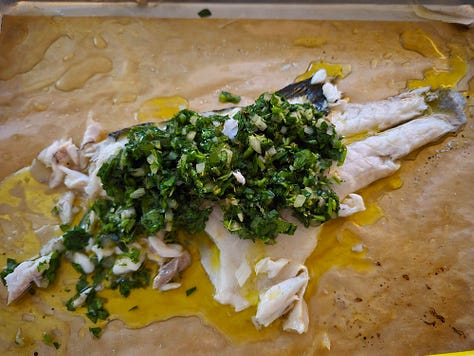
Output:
[[219, 91, 241, 104]]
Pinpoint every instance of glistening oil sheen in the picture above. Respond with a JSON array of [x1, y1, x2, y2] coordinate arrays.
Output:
[[0, 168, 381, 349]]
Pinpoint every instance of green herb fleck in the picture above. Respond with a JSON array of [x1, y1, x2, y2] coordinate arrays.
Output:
[[43, 251, 62, 283], [111, 267, 151, 297], [1, 258, 19, 284], [42, 332, 53, 344], [63, 227, 92, 251], [89, 327, 102, 338], [186, 286, 197, 296], [198, 8, 212, 18], [219, 91, 241, 104], [42, 332, 60, 349], [86, 294, 109, 323], [51, 205, 60, 217]]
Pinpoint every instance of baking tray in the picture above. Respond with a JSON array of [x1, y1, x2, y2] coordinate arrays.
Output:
[[0, 2, 473, 355], [1, 0, 474, 22]]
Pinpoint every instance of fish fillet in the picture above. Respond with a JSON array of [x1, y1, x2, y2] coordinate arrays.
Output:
[[201, 87, 466, 332]]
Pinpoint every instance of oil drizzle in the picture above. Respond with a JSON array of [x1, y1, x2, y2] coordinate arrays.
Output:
[[407, 52, 468, 90], [137, 96, 189, 122], [296, 61, 351, 82], [350, 174, 403, 226], [401, 29, 469, 90], [293, 36, 327, 48], [0, 169, 77, 354], [400, 29, 446, 59], [0, 168, 380, 348]]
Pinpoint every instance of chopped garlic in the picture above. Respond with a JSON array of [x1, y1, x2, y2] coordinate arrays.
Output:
[[72, 287, 93, 308], [223, 118, 239, 140], [293, 194, 306, 208], [71, 252, 95, 274], [91, 244, 115, 262], [15, 328, 24, 346], [232, 170, 246, 185], [112, 251, 145, 275]]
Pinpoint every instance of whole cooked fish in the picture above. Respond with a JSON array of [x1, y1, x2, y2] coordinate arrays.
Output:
[[1, 71, 466, 336]]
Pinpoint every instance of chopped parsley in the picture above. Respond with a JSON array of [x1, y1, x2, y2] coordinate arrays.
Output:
[[186, 286, 197, 296], [98, 92, 345, 243], [111, 267, 151, 297], [0, 258, 18, 284], [42, 251, 61, 283], [85, 290, 110, 323], [42, 332, 60, 349], [219, 91, 241, 104], [89, 327, 102, 338], [63, 227, 92, 251], [198, 8, 212, 18]]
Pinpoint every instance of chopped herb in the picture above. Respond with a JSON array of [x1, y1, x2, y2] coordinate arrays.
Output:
[[186, 286, 197, 296], [0, 258, 19, 284], [42, 332, 53, 344], [59, 223, 70, 232], [76, 274, 89, 293], [43, 251, 62, 283], [72, 262, 85, 274], [97, 93, 345, 244], [111, 267, 151, 297], [128, 305, 138, 311], [63, 227, 92, 251], [89, 327, 102, 338], [42, 332, 60, 349], [219, 91, 241, 104], [85, 291, 109, 323], [51, 205, 60, 217], [198, 8, 212, 18]]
